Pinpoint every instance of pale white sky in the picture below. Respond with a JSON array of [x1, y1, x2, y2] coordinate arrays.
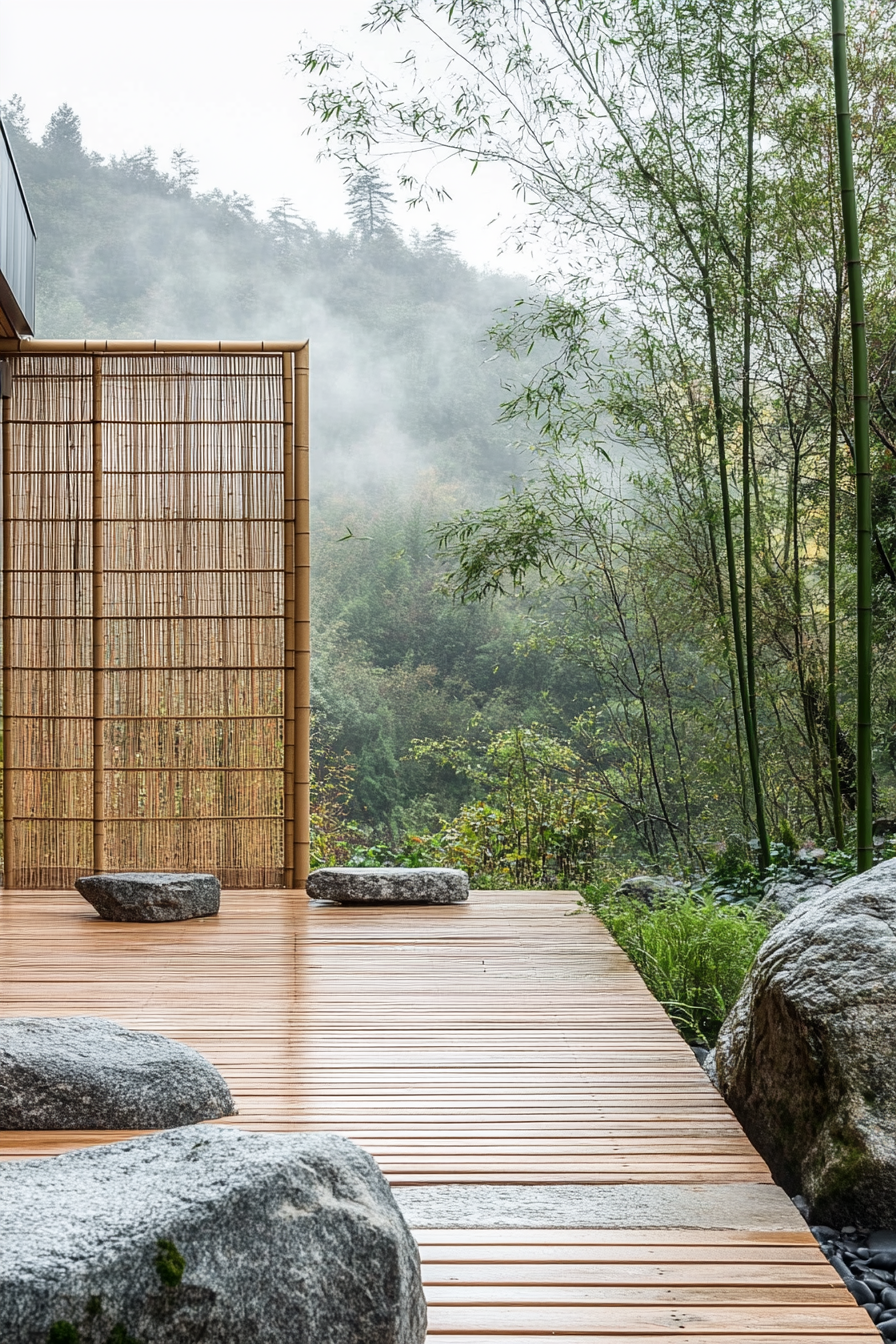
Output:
[[0, 0, 530, 272]]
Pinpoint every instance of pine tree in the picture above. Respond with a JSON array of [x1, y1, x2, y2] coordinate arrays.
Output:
[[0, 95, 30, 141], [420, 225, 456, 255], [268, 197, 307, 248], [42, 104, 83, 153], [170, 147, 198, 194], [345, 167, 395, 240]]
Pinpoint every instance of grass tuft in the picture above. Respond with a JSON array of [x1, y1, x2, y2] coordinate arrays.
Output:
[[582, 884, 771, 1046]]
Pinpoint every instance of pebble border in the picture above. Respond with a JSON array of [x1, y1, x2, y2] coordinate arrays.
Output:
[[802, 1207, 896, 1337]]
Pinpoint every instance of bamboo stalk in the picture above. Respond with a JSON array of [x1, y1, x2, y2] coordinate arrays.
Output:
[[741, 0, 759, 750], [832, 0, 873, 871], [92, 356, 105, 873], [295, 344, 311, 888], [704, 272, 771, 869], [828, 276, 846, 848]]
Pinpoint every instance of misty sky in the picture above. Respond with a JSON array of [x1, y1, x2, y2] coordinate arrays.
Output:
[[1, 0, 531, 272]]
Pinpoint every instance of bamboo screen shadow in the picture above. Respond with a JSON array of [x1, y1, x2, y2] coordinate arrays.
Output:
[[0, 342, 310, 890]]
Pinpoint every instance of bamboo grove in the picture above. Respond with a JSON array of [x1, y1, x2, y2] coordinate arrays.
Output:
[[301, 0, 896, 867]]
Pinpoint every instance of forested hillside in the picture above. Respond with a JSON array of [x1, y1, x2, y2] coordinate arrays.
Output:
[[297, 0, 896, 887], [1, 98, 577, 850]]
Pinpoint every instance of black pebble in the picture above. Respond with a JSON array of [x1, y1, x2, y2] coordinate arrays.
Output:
[[873, 1254, 896, 1271], [812, 1225, 839, 1240], [829, 1255, 851, 1279], [880, 1319, 896, 1340], [866, 1303, 883, 1324], [849, 1278, 877, 1306], [883, 1288, 896, 1311]]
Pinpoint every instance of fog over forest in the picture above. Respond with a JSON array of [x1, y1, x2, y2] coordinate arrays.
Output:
[[2, 98, 576, 839]]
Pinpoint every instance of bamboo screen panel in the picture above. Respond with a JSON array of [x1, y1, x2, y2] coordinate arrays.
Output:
[[1, 347, 309, 890]]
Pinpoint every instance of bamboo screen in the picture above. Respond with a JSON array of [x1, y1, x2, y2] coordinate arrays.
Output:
[[0, 342, 309, 891]]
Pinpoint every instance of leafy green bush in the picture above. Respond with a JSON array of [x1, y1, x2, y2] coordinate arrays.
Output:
[[409, 725, 609, 888], [582, 886, 771, 1045], [347, 833, 447, 868]]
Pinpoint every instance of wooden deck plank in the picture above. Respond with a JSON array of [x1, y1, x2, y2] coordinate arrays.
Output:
[[0, 889, 878, 1339], [0, 889, 765, 1181]]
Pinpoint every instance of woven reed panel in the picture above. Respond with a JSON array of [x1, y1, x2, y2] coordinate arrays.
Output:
[[4, 353, 286, 888]]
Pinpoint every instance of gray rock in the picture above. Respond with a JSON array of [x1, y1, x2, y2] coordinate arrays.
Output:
[[613, 874, 681, 906], [307, 867, 469, 904], [76, 871, 220, 922], [0, 1126, 426, 1344], [702, 1047, 719, 1089], [714, 857, 896, 1227], [0, 1016, 236, 1129], [761, 876, 832, 914], [792, 1194, 811, 1221]]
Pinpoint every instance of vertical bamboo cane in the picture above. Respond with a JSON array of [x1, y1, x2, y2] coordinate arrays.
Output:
[[282, 353, 296, 889], [832, 0, 872, 871], [294, 346, 310, 888], [92, 356, 105, 872], [2, 377, 11, 887]]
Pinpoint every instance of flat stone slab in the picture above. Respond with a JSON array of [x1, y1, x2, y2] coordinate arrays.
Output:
[[0, 1016, 236, 1129], [76, 871, 220, 922], [0, 1126, 426, 1344], [307, 867, 469, 905], [394, 1182, 806, 1230]]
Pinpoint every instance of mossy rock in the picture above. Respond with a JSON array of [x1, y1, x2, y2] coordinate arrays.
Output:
[[715, 858, 896, 1226]]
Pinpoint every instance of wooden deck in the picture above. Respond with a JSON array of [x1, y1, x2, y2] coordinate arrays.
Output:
[[0, 887, 876, 1339]]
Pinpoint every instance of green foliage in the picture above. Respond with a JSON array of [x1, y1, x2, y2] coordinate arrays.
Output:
[[583, 888, 771, 1045], [310, 722, 362, 868], [300, 0, 896, 862], [408, 724, 610, 887], [47, 1325, 80, 1344], [312, 490, 573, 835], [154, 1238, 185, 1289], [348, 834, 446, 867]]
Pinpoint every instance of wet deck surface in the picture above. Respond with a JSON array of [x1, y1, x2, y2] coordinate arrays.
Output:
[[0, 888, 875, 1339]]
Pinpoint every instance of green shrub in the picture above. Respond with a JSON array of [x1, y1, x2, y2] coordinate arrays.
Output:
[[347, 833, 447, 868], [582, 886, 771, 1045]]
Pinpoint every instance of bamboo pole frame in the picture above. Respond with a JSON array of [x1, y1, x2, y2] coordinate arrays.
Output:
[[0, 340, 310, 890], [295, 344, 311, 889], [283, 353, 296, 889], [1, 379, 11, 885], [0, 341, 310, 354], [92, 356, 105, 873]]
